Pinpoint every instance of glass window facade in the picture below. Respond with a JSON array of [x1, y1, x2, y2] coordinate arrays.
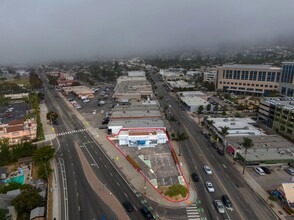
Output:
[[281, 64, 294, 83]]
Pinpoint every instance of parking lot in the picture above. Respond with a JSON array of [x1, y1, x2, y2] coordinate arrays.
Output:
[[116, 141, 181, 187], [64, 84, 115, 128], [248, 166, 294, 191]]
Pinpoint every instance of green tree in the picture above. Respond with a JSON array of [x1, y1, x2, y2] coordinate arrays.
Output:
[[220, 126, 229, 151], [177, 132, 189, 156], [12, 188, 42, 214], [46, 111, 58, 123], [0, 138, 10, 166], [206, 119, 214, 129], [29, 72, 43, 89], [241, 137, 254, 174], [206, 104, 211, 112], [33, 146, 55, 164], [197, 105, 204, 114], [0, 208, 8, 220], [71, 81, 81, 86]]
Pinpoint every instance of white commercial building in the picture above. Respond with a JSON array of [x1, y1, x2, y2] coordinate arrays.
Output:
[[203, 71, 216, 84], [177, 91, 209, 112], [117, 129, 168, 149], [128, 71, 145, 77], [207, 117, 265, 137], [167, 80, 194, 90], [108, 118, 166, 135]]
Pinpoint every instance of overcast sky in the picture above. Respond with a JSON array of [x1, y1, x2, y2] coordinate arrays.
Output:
[[1, 0, 294, 64]]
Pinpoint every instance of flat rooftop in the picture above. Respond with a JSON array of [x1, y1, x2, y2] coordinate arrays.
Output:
[[63, 86, 94, 94], [262, 97, 294, 110], [167, 80, 194, 88], [108, 118, 165, 128], [210, 117, 265, 136], [227, 135, 294, 162], [111, 110, 162, 119], [177, 91, 205, 97], [180, 96, 208, 106], [114, 80, 152, 93], [113, 103, 160, 112], [220, 64, 281, 70]]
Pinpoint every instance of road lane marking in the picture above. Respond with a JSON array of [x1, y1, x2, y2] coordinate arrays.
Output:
[[116, 182, 120, 186], [110, 173, 113, 176]]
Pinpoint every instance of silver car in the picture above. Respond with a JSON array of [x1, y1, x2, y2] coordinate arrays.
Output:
[[204, 165, 212, 175], [215, 200, 225, 213], [206, 181, 215, 192]]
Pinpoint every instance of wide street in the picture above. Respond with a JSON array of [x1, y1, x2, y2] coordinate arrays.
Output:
[[149, 69, 278, 220], [40, 73, 188, 220]]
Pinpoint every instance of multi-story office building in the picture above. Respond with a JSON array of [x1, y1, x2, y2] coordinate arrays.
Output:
[[257, 97, 294, 141], [280, 62, 294, 97], [203, 71, 216, 84], [216, 64, 281, 96]]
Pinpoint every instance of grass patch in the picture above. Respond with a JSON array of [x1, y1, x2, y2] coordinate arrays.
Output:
[[164, 184, 188, 198], [4, 78, 30, 86]]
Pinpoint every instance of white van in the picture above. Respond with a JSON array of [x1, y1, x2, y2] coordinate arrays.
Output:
[[254, 167, 265, 176]]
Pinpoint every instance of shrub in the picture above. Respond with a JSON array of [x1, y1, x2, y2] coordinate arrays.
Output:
[[284, 205, 294, 215], [126, 155, 141, 171], [268, 195, 277, 201], [165, 184, 188, 198]]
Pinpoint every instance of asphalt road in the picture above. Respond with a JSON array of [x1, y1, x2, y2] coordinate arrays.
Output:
[[40, 73, 189, 220], [148, 69, 277, 220], [41, 75, 119, 220]]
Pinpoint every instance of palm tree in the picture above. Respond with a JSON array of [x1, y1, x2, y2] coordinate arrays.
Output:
[[242, 137, 254, 174], [177, 132, 189, 156], [206, 119, 214, 129], [220, 126, 229, 150]]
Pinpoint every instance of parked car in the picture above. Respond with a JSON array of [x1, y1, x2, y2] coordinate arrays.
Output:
[[83, 99, 90, 103], [191, 172, 199, 182], [140, 206, 154, 219], [204, 165, 212, 175], [205, 181, 215, 192], [222, 194, 233, 210], [254, 167, 266, 176], [75, 105, 82, 109], [102, 117, 110, 124], [217, 149, 224, 156], [260, 167, 271, 174], [214, 200, 225, 213], [122, 201, 134, 212], [284, 167, 294, 176], [93, 110, 96, 114]]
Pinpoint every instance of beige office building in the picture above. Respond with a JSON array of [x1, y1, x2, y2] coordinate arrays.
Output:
[[216, 64, 281, 96]]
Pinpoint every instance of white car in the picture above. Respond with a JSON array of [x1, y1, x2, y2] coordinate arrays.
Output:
[[83, 99, 90, 103], [75, 105, 82, 109], [204, 165, 212, 175], [214, 200, 225, 213], [254, 167, 265, 176], [206, 181, 215, 192], [93, 110, 96, 114]]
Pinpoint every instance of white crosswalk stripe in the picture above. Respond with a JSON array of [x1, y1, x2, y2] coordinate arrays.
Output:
[[186, 204, 201, 220], [57, 129, 87, 137]]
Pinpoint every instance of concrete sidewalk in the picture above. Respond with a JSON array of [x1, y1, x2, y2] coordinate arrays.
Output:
[[60, 93, 197, 208], [226, 155, 288, 220], [39, 102, 56, 142], [39, 102, 59, 220], [199, 121, 288, 220]]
